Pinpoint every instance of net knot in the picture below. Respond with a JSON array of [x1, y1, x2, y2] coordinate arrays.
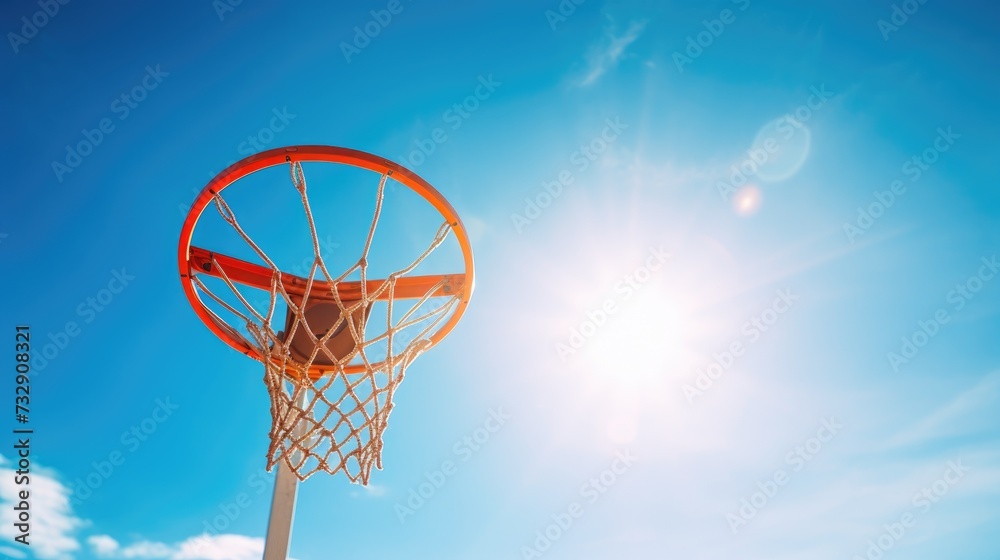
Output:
[[289, 161, 307, 194]]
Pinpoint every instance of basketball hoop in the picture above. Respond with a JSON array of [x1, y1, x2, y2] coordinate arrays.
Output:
[[178, 145, 475, 485]]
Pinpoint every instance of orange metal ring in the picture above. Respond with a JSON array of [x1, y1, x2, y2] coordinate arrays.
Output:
[[178, 145, 475, 376]]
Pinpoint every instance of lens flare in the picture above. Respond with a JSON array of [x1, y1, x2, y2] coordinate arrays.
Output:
[[752, 116, 812, 182], [733, 184, 762, 216]]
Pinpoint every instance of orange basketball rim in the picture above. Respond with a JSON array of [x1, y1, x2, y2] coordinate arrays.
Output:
[[177, 145, 475, 378]]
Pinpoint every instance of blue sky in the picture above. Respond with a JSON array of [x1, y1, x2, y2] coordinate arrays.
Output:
[[2, 1, 1000, 559]]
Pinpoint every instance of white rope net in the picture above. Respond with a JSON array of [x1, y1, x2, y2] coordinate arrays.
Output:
[[191, 160, 462, 483]]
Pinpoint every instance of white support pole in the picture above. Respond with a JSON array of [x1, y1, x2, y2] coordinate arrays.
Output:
[[263, 460, 298, 559], [263, 390, 308, 560]]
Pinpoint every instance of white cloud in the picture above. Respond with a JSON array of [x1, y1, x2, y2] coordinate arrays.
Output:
[[0, 456, 290, 560], [123, 540, 174, 558], [0, 454, 85, 560], [88, 535, 121, 556], [173, 534, 268, 560], [577, 19, 647, 87], [0, 545, 28, 558], [88, 533, 300, 560]]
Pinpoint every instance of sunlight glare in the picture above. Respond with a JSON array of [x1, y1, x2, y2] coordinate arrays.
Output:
[[579, 288, 684, 384], [733, 184, 762, 216]]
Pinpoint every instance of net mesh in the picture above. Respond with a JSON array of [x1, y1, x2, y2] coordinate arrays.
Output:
[[191, 159, 462, 483]]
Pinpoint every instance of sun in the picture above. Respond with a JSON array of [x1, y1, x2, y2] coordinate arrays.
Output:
[[578, 287, 686, 385]]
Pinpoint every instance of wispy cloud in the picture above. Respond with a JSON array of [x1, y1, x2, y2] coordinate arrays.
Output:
[[887, 371, 1000, 448], [0, 455, 84, 560], [577, 19, 647, 87]]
